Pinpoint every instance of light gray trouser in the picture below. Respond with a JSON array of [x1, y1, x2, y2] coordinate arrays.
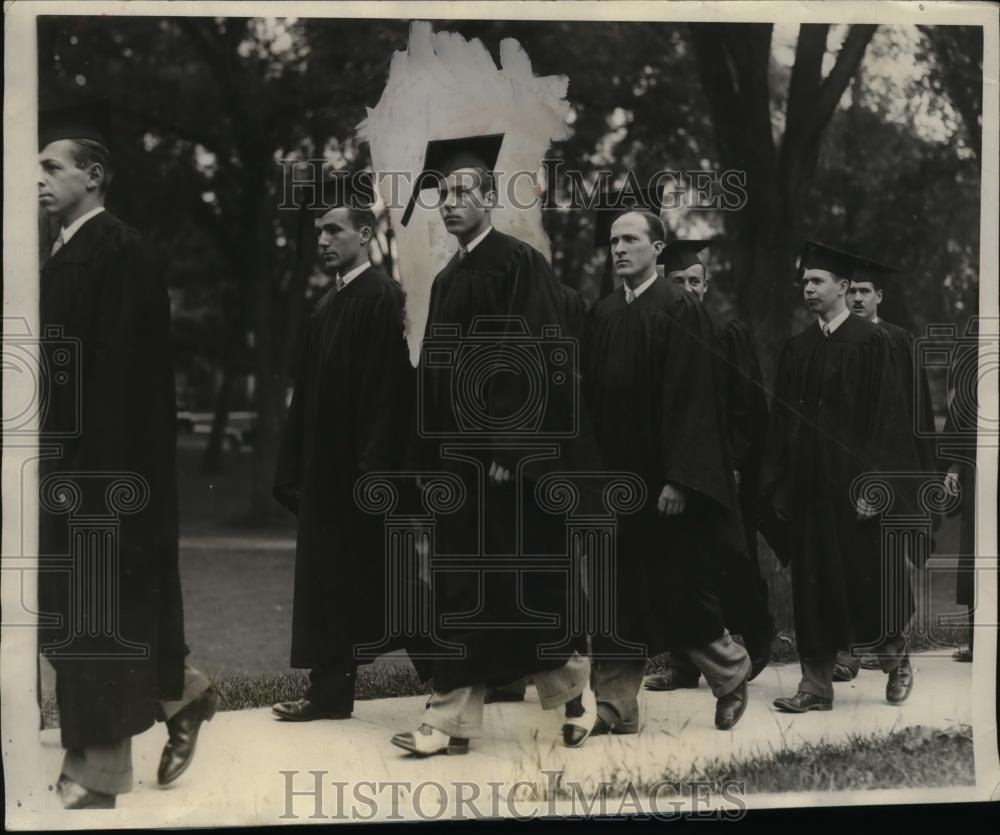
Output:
[[422, 652, 590, 738], [799, 636, 908, 700], [596, 629, 750, 728]]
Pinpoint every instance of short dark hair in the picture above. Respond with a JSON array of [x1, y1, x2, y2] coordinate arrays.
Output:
[[617, 210, 665, 244], [346, 206, 377, 238], [850, 274, 885, 292], [67, 138, 113, 194]]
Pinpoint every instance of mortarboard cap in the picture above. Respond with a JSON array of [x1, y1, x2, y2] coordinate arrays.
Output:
[[401, 133, 504, 226], [800, 241, 900, 282], [593, 184, 664, 248], [658, 239, 711, 273], [39, 99, 112, 151]]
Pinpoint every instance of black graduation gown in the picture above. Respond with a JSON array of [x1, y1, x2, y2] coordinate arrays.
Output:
[[584, 277, 744, 655], [941, 342, 977, 607], [274, 267, 415, 669], [710, 313, 773, 639], [414, 229, 594, 691], [38, 211, 188, 749], [759, 315, 919, 653], [878, 318, 939, 477]]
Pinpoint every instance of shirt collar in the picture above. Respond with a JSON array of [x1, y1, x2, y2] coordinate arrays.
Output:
[[626, 271, 659, 300], [463, 225, 493, 255], [60, 206, 105, 245], [819, 306, 852, 335], [339, 261, 370, 288]]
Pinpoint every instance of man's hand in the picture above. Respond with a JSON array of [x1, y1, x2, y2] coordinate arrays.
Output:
[[733, 470, 742, 488], [489, 460, 511, 486], [657, 483, 687, 516], [944, 470, 961, 498], [856, 498, 877, 520]]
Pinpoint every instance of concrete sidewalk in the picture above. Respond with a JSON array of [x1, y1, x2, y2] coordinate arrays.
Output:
[[29, 653, 973, 827]]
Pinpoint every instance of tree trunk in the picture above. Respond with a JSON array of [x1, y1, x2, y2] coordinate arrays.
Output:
[[202, 327, 241, 473]]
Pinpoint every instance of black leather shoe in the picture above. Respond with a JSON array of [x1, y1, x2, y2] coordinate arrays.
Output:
[[886, 659, 914, 705], [644, 667, 700, 691], [773, 691, 833, 713], [832, 661, 860, 682], [57, 774, 116, 809], [158, 688, 220, 786], [562, 684, 597, 748], [715, 680, 749, 730], [746, 621, 776, 682], [271, 698, 351, 722], [590, 713, 639, 736]]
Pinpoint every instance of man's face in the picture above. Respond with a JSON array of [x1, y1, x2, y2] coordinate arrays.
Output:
[[667, 263, 708, 301], [847, 280, 882, 321], [801, 268, 847, 316], [315, 207, 367, 273], [438, 168, 493, 240], [38, 139, 95, 222], [610, 212, 663, 281]]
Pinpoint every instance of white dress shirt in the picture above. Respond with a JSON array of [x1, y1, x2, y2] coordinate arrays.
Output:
[[459, 225, 493, 259], [624, 270, 659, 304], [819, 306, 851, 337], [337, 260, 371, 291], [52, 205, 105, 254]]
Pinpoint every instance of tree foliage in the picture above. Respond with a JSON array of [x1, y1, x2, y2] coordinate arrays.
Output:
[[37, 16, 983, 520]]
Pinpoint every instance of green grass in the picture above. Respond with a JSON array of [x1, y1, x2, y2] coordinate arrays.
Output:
[[677, 724, 974, 794], [542, 725, 974, 799], [41, 664, 431, 728]]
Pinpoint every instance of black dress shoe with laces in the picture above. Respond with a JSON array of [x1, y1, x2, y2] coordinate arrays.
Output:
[[773, 691, 833, 713], [271, 698, 351, 722], [157, 688, 220, 786], [886, 659, 914, 705], [715, 679, 749, 730]]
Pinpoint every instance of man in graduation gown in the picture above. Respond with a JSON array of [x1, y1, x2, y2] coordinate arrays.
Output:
[[584, 211, 752, 735], [38, 103, 217, 809], [645, 240, 775, 693], [827, 264, 940, 681], [272, 197, 415, 721], [390, 135, 598, 756], [761, 243, 921, 713]]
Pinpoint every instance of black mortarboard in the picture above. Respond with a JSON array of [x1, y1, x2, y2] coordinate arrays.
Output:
[[658, 240, 710, 272], [851, 259, 902, 290], [592, 184, 664, 247], [401, 133, 504, 226], [39, 99, 112, 150], [800, 241, 899, 281]]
